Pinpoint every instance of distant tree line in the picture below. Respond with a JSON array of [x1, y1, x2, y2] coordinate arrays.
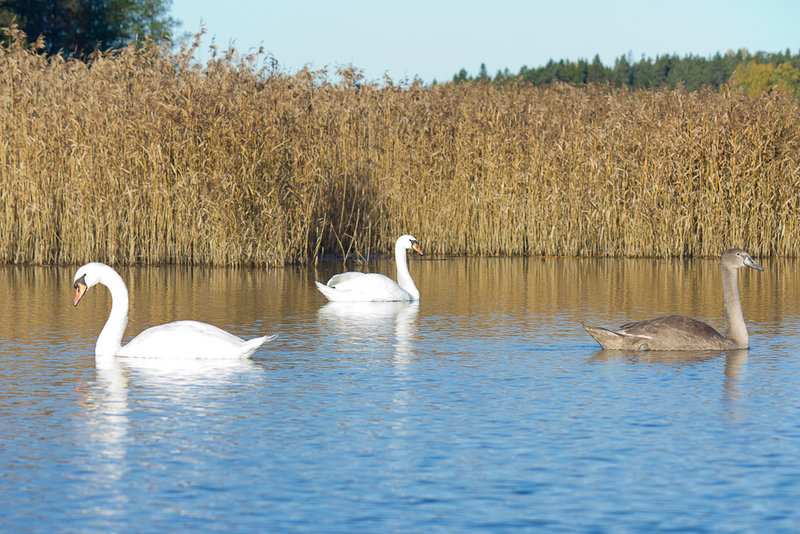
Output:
[[452, 49, 800, 97]]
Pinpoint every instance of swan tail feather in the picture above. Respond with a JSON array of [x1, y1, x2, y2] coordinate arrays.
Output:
[[582, 323, 649, 351], [240, 334, 278, 359], [315, 280, 338, 301]]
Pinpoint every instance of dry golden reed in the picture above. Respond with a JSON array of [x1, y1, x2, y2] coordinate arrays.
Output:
[[1, 28, 799, 266]]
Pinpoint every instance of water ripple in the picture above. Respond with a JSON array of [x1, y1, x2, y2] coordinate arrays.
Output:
[[3, 260, 800, 532]]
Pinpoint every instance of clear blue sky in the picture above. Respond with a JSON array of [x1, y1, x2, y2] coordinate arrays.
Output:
[[170, 0, 800, 83]]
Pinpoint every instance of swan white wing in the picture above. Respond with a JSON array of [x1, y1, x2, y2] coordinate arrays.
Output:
[[116, 320, 276, 359], [327, 272, 367, 286], [316, 272, 411, 302]]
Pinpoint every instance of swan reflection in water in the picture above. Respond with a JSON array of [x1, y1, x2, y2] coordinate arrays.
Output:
[[317, 301, 420, 425], [316, 301, 420, 364], [77, 353, 265, 502], [114, 355, 264, 387], [77, 360, 130, 520], [590, 349, 749, 403]]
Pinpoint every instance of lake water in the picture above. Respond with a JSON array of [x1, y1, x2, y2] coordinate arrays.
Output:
[[2, 256, 800, 533]]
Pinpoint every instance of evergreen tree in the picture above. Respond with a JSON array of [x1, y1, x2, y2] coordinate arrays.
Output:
[[587, 54, 606, 83], [452, 68, 469, 84], [653, 55, 672, 86], [1, 0, 175, 56], [613, 55, 633, 87]]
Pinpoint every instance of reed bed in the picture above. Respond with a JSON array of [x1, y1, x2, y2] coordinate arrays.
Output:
[[1, 29, 799, 265]]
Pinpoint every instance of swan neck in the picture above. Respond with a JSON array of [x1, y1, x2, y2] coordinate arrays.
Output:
[[722, 264, 748, 348], [394, 242, 419, 301], [96, 267, 129, 360]]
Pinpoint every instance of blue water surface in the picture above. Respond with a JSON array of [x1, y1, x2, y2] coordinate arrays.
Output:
[[1, 258, 799, 533]]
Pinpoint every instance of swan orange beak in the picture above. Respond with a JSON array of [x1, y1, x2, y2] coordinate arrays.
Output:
[[412, 242, 423, 255], [73, 282, 87, 306]]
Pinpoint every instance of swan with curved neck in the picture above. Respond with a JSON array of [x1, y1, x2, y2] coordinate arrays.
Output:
[[583, 248, 763, 351], [72, 263, 276, 363], [315, 235, 423, 302]]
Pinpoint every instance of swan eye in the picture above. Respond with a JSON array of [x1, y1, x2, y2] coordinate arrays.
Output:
[[73, 275, 86, 289]]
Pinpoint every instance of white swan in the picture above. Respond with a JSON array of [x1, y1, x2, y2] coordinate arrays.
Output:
[[315, 235, 423, 302], [72, 262, 276, 362]]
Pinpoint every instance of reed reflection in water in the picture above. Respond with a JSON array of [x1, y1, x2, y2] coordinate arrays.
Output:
[[2, 256, 800, 532]]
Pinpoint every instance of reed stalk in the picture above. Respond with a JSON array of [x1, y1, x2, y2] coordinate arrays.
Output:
[[1, 28, 798, 265]]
